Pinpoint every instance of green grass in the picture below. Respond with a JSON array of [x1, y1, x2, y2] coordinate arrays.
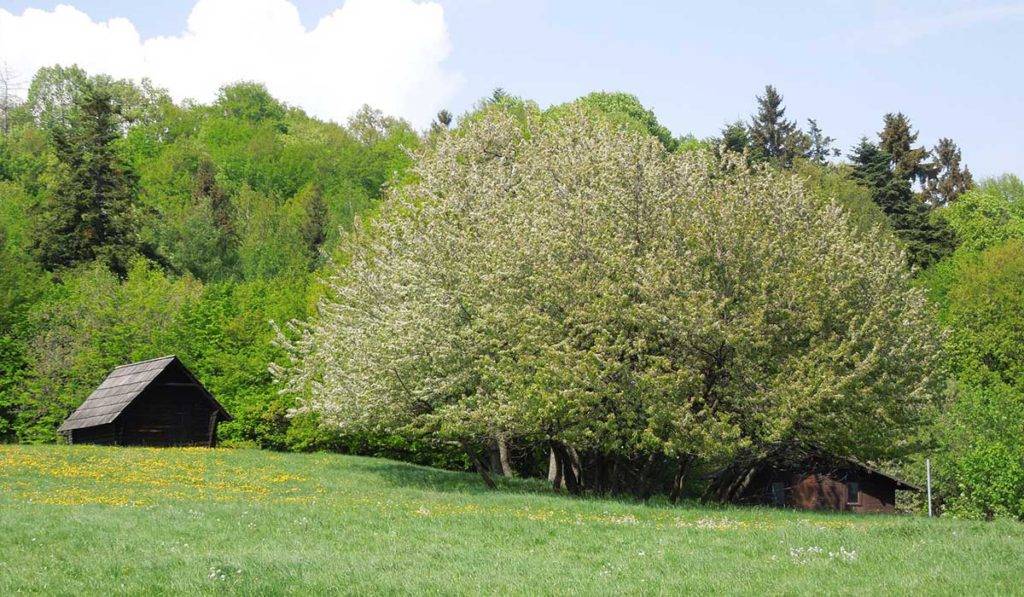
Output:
[[1, 445, 1021, 595]]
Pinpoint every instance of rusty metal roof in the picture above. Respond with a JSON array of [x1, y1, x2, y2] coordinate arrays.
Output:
[[57, 356, 230, 433]]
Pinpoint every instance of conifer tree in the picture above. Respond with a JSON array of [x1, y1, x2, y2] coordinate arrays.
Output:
[[430, 109, 454, 136], [850, 138, 954, 269], [804, 118, 839, 164], [297, 184, 328, 268], [749, 85, 807, 165], [437, 109, 453, 128], [879, 112, 930, 184], [33, 83, 139, 277], [720, 120, 751, 155], [192, 156, 238, 275], [923, 138, 974, 207]]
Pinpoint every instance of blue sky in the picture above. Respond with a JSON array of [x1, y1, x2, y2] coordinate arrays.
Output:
[[1, 0, 1021, 177]]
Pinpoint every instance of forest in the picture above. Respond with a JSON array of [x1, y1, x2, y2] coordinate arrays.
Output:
[[1, 66, 1022, 520]]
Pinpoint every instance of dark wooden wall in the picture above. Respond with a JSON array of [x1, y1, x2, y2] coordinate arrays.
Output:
[[68, 424, 118, 445], [117, 387, 218, 447], [785, 473, 895, 513], [740, 467, 899, 514], [68, 366, 221, 447]]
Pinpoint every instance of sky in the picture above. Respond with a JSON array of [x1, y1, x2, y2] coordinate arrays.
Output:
[[0, 0, 1021, 178]]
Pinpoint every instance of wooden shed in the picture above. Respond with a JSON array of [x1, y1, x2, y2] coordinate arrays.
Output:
[[732, 452, 921, 514], [58, 356, 231, 447]]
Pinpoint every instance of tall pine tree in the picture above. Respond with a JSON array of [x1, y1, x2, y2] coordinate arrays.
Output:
[[33, 83, 139, 277], [720, 120, 751, 155], [804, 118, 839, 164], [923, 137, 974, 207], [749, 85, 807, 165], [879, 112, 930, 184], [850, 137, 954, 269]]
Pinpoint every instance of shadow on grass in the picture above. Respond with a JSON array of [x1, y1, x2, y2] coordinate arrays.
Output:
[[349, 456, 878, 518], [352, 457, 555, 497], [347, 455, 731, 513]]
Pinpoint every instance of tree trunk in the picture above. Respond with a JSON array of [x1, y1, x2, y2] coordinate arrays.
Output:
[[550, 441, 582, 495], [497, 434, 515, 477], [549, 447, 563, 490], [568, 445, 582, 485], [487, 440, 502, 476], [636, 453, 660, 500], [718, 465, 757, 502], [669, 455, 695, 503], [460, 439, 496, 489], [731, 466, 758, 501]]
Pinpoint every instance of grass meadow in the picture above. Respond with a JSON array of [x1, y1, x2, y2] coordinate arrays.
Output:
[[1, 444, 1021, 595]]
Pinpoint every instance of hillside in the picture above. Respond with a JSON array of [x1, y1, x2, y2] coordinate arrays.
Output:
[[1, 445, 1021, 595]]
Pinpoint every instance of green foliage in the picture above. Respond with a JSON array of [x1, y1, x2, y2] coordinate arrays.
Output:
[[33, 83, 142, 277], [24, 64, 89, 134], [748, 85, 808, 166], [673, 134, 709, 153], [716, 120, 752, 158], [940, 175, 1024, 253], [922, 186, 1024, 519], [0, 66, 421, 452], [556, 92, 678, 151], [281, 106, 943, 497], [850, 138, 955, 269], [214, 82, 287, 126], [13, 260, 201, 442], [945, 240, 1024, 388], [792, 159, 889, 234], [940, 379, 1024, 519], [0, 199, 47, 440], [234, 187, 309, 279], [167, 276, 310, 449]]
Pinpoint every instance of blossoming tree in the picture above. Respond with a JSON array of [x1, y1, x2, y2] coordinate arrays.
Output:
[[275, 105, 943, 498]]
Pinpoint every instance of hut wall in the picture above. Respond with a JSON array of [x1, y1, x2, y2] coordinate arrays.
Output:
[[851, 476, 896, 514], [746, 469, 898, 514], [68, 423, 118, 445], [788, 473, 844, 510], [117, 386, 218, 447]]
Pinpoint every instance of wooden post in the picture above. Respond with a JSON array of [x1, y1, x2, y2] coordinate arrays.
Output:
[[926, 458, 933, 517], [207, 412, 219, 448]]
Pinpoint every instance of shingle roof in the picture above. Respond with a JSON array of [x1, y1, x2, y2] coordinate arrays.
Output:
[[842, 456, 923, 492], [58, 356, 230, 433]]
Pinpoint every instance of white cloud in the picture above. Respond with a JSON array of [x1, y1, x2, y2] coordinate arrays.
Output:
[[0, 0, 461, 127]]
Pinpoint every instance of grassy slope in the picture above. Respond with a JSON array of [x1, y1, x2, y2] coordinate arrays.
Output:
[[0, 445, 1021, 595]]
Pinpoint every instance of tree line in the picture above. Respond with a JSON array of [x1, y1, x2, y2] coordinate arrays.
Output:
[[1, 66, 1021, 519]]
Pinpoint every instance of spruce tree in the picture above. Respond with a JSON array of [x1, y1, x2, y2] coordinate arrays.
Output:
[[430, 109, 453, 135], [749, 85, 806, 165], [879, 112, 930, 184], [192, 156, 238, 275], [720, 120, 751, 155], [33, 83, 139, 276], [923, 138, 974, 207], [804, 118, 839, 164], [850, 138, 954, 269], [297, 184, 328, 268]]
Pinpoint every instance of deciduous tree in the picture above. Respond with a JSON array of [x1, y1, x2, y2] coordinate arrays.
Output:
[[277, 106, 943, 498]]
